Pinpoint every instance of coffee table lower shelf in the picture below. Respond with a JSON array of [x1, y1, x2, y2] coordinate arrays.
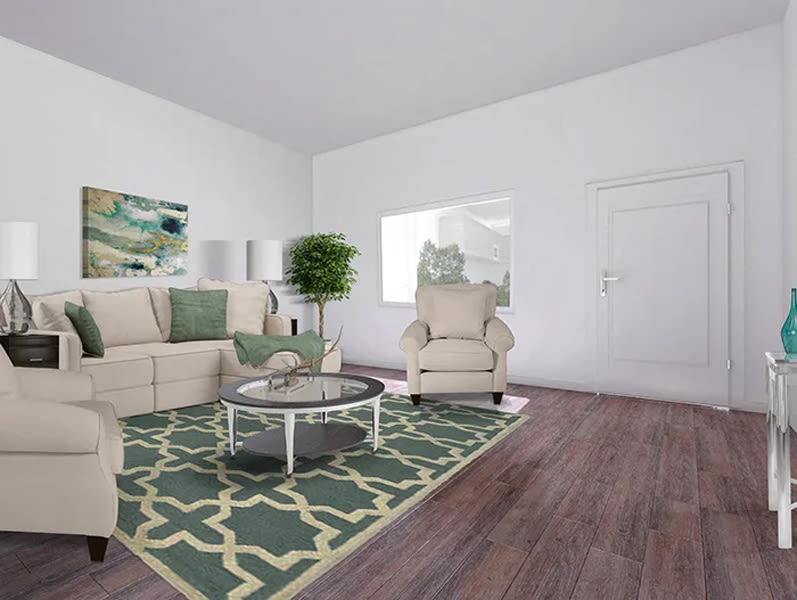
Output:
[[241, 423, 367, 460]]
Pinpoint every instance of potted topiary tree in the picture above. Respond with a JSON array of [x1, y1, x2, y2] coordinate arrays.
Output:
[[286, 232, 361, 338]]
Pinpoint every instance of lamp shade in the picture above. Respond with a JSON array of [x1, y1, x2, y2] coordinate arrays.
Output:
[[246, 240, 283, 281], [0, 222, 38, 280]]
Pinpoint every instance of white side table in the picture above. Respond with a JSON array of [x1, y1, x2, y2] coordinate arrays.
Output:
[[766, 352, 797, 549]]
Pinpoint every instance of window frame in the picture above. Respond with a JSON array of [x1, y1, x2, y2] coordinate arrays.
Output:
[[377, 189, 515, 313]]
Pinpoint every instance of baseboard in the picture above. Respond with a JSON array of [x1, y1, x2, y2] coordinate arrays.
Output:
[[342, 355, 766, 414]]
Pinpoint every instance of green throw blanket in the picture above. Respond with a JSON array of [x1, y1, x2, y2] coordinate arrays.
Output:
[[233, 330, 326, 373]]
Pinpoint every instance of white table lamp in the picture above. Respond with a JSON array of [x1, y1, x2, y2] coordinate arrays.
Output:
[[0, 222, 39, 334], [247, 240, 283, 314]]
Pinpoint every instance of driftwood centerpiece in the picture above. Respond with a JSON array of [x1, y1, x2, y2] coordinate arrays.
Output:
[[270, 328, 342, 391]]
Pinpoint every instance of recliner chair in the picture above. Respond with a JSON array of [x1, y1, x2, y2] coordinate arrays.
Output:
[[0, 347, 123, 561], [399, 284, 515, 405]]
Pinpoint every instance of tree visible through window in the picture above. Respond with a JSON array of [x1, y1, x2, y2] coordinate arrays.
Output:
[[380, 195, 512, 307]]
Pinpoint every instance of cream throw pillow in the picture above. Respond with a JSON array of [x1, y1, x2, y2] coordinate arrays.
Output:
[[196, 278, 268, 337], [148, 287, 172, 342], [82, 288, 162, 348], [426, 288, 488, 340], [31, 290, 83, 334]]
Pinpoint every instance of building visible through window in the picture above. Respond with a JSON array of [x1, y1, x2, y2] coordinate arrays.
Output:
[[380, 194, 512, 307]]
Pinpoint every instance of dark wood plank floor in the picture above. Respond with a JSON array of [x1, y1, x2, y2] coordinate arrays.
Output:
[[2, 364, 795, 599]]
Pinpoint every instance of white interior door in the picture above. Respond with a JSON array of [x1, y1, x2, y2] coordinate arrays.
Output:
[[596, 172, 729, 406]]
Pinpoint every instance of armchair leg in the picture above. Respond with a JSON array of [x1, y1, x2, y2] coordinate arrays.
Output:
[[492, 392, 503, 405], [87, 536, 109, 562], [411, 394, 421, 406]]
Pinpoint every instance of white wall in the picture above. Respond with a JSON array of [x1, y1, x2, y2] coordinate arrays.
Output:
[[0, 36, 314, 323], [786, 3, 797, 292], [314, 25, 784, 412]]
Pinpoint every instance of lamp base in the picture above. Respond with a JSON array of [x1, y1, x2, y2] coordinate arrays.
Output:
[[0, 279, 32, 334], [267, 285, 279, 315]]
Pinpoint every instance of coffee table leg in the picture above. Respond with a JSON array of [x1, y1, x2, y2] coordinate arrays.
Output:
[[227, 406, 237, 457], [321, 412, 328, 424], [285, 413, 296, 476], [372, 395, 381, 451]]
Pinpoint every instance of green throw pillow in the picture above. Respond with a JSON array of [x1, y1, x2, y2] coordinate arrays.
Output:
[[64, 301, 105, 358], [169, 288, 228, 342]]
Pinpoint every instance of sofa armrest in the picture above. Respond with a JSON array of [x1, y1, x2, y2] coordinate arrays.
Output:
[[399, 320, 429, 353], [264, 313, 292, 336], [0, 400, 101, 454], [15, 368, 94, 403], [485, 318, 515, 353]]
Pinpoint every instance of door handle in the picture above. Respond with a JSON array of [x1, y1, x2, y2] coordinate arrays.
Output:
[[600, 271, 621, 297]]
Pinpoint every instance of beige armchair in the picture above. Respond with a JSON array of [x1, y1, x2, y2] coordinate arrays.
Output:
[[0, 347, 123, 561], [399, 284, 515, 405]]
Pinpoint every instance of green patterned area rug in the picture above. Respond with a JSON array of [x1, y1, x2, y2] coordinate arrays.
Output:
[[115, 394, 527, 599]]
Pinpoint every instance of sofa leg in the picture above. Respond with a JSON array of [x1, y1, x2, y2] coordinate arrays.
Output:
[[411, 394, 421, 406], [492, 392, 503, 405], [87, 536, 109, 562]]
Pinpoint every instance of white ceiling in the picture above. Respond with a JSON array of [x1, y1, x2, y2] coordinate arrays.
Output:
[[0, 1, 788, 154]]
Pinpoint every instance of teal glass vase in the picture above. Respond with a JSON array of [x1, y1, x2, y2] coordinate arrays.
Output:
[[782, 288, 797, 354]]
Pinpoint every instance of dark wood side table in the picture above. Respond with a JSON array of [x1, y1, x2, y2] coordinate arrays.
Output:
[[0, 333, 60, 369], [291, 318, 298, 336]]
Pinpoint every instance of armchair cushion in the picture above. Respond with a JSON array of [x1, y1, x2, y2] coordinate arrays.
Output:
[[416, 285, 495, 340], [485, 318, 515, 353], [15, 367, 94, 403], [399, 320, 429, 352], [0, 400, 100, 454], [418, 339, 494, 372]]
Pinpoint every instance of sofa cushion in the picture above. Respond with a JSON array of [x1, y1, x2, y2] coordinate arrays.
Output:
[[67, 400, 124, 474], [0, 347, 19, 402], [82, 288, 162, 348], [116, 341, 228, 384], [148, 287, 172, 342], [169, 288, 228, 342], [197, 278, 268, 337], [31, 290, 83, 335], [418, 339, 494, 372], [65, 301, 105, 357], [81, 348, 154, 393]]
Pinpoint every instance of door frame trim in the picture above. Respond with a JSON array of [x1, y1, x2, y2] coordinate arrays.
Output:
[[585, 161, 745, 409]]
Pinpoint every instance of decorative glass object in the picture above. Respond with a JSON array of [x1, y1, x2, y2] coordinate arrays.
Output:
[[0, 280, 32, 334], [782, 288, 797, 354]]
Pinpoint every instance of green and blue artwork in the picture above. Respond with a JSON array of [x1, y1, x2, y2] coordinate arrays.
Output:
[[82, 186, 188, 278]]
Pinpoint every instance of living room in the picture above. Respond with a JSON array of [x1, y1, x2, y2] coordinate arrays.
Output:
[[1, 1, 796, 599]]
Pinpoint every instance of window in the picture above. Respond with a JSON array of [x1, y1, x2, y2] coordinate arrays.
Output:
[[379, 193, 512, 308]]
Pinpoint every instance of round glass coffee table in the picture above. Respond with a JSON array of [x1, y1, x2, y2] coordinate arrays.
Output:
[[217, 373, 385, 476]]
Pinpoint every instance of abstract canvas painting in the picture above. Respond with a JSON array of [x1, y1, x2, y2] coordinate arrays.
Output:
[[82, 186, 188, 278]]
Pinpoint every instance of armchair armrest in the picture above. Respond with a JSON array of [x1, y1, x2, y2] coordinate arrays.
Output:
[[0, 400, 101, 454], [485, 318, 515, 353], [399, 320, 429, 353], [15, 368, 94, 403], [264, 313, 292, 336]]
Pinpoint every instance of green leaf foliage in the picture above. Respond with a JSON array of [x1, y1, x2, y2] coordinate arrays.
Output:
[[286, 232, 361, 305], [417, 240, 469, 286]]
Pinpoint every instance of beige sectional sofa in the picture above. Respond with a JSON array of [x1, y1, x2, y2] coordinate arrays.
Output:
[[31, 281, 341, 418]]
